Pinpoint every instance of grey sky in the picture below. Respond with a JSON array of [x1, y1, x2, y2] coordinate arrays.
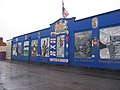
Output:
[[0, 0, 120, 42]]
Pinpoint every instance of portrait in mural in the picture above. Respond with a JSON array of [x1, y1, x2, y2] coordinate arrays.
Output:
[[100, 26, 120, 59], [23, 41, 29, 56], [57, 35, 65, 57], [74, 31, 92, 58], [18, 42, 22, 55], [41, 37, 49, 57], [12, 44, 17, 56], [31, 40, 38, 56]]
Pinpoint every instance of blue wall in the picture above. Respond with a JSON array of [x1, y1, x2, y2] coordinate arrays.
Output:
[[69, 10, 120, 69], [12, 10, 120, 70]]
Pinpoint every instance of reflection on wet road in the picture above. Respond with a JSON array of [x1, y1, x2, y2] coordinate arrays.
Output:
[[0, 61, 120, 90]]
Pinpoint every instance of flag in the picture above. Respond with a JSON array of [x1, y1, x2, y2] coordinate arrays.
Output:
[[62, 0, 69, 18], [50, 51, 56, 56], [50, 45, 56, 50], [50, 38, 56, 43]]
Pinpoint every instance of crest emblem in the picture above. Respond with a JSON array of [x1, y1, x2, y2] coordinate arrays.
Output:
[[92, 17, 98, 28], [38, 32, 41, 38], [25, 35, 28, 40], [16, 38, 18, 42], [52, 20, 68, 35]]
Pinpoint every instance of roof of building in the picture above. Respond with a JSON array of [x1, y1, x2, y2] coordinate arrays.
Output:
[[0, 37, 6, 46]]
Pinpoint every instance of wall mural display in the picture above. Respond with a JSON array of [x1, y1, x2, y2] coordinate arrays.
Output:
[[92, 37, 99, 47], [50, 20, 69, 63], [41, 37, 49, 57], [92, 17, 98, 28], [31, 40, 38, 56], [74, 31, 92, 58], [50, 19, 69, 63], [12, 44, 17, 56], [57, 35, 65, 57], [18, 42, 22, 55], [51, 20, 68, 35], [50, 38, 56, 57], [23, 41, 29, 56], [100, 26, 120, 59]]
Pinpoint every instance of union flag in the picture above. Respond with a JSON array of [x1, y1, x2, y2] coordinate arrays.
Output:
[[62, 0, 69, 18]]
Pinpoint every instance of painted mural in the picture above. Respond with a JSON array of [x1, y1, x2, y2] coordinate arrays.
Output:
[[31, 40, 38, 56], [55, 20, 68, 33], [23, 41, 29, 56], [50, 38, 56, 57], [74, 31, 92, 58], [12, 44, 17, 56], [50, 19, 69, 63], [51, 20, 68, 35], [18, 42, 22, 55], [57, 35, 65, 57], [41, 37, 49, 57], [100, 26, 120, 59]]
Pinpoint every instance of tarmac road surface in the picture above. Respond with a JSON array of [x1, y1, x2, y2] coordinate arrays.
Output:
[[0, 60, 120, 90]]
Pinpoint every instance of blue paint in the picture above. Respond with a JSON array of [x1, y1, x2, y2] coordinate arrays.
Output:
[[12, 9, 120, 70]]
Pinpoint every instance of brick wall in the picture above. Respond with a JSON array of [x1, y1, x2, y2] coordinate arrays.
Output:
[[0, 38, 6, 46]]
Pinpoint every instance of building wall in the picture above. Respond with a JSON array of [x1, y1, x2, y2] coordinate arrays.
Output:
[[0, 46, 6, 52], [6, 39, 12, 60], [11, 10, 120, 70], [0, 37, 6, 60], [69, 10, 120, 69]]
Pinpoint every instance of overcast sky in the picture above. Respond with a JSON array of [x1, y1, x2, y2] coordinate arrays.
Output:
[[0, 0, 120, 42]]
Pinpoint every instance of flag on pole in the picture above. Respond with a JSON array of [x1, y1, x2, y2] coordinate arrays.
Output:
[[62, 0, 69, 18]]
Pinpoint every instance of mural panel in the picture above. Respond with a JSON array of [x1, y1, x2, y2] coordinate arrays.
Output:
[[57, 35, 65, 57], [100, 26, 120, 59], [41, 37, 49, 57], [31, 40, 38, 56], [74, 31, 92, 58], [50, 19, 69, 63], [18, 42, 22, 55], [12, 44, 17, 56], [23, 41, 29, 56]]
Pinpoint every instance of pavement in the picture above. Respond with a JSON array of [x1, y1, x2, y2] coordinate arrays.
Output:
[[0, 60, 120, 90]]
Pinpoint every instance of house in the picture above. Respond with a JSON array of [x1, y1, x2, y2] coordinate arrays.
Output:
[[0, 37, 6, 60]]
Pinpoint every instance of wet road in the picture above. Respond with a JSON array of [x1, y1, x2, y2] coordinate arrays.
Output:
[[0, 61, 120, 90]]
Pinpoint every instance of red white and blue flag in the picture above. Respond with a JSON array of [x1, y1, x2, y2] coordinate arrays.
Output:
[[50, 45, 56, 50], [62, 0, 69, 18], [50, 38, 56, 43], [50, 51, 56, 56]]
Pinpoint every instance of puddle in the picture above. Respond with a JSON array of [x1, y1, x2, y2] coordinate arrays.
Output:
[[0, 83, 7, 90]]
